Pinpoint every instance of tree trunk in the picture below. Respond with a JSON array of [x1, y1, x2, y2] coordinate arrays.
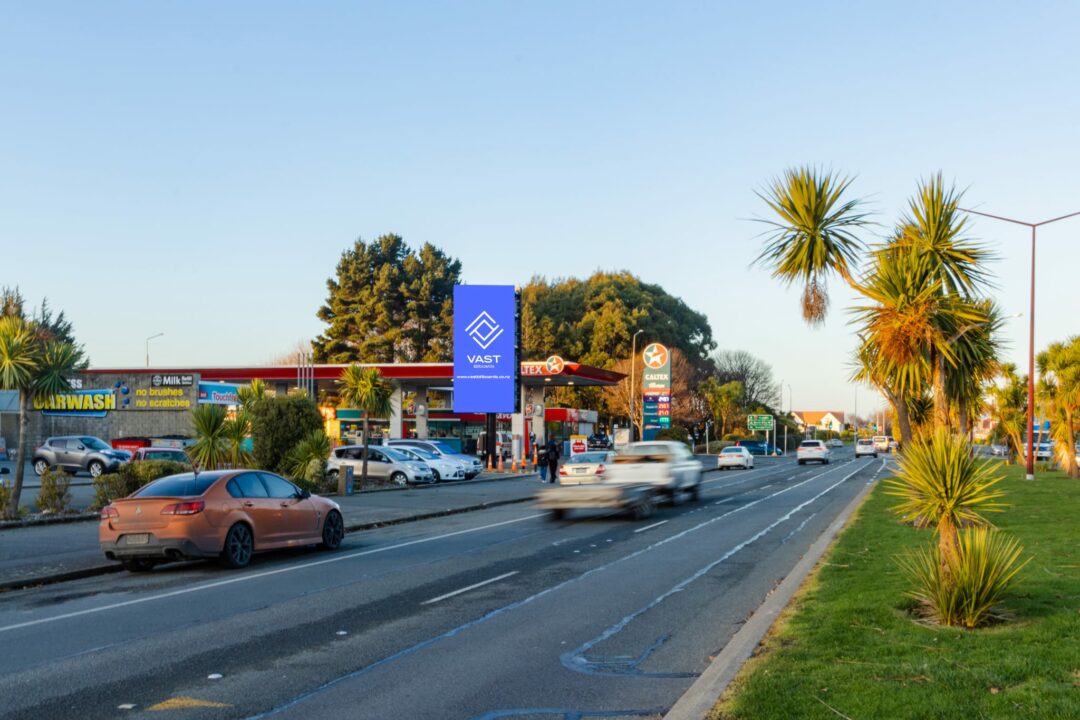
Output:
[[6, 392, 29, 519], [931, 351, 951, 431], [1060, 409, 1078, 478], [957, 394, 969, 436], [360, 414, 370, 491], [881, 386, 914, 448], [937, 514, 960, 600]]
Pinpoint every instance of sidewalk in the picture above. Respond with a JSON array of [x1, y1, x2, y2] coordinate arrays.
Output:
[[0, 473, 543, 591]]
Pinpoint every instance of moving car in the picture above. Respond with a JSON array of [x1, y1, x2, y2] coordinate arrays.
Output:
[[716, 446, 754, 470], [608, 441, 703, 501], [99, 469, 344, 572], [388, 439, 484, 479], [871, 435, 890, 453], [826, 438, 844, 448], [854, 438, 878, 458], [557, 451, 616, 484], [392, 445, 465, 482], [33, 436, 130, 478], [327, 445, 434, 485], [734, 440, 783, 456], [131, 447, 191, 465], [797, 439, 831, 465]]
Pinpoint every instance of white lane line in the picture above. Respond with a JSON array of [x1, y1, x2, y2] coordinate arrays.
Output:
[[633, 520, 669, 534], [421, 571, 519, 605], [0, 513, 546, 635]]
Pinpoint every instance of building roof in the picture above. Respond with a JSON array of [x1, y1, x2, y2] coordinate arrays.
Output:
[[793, 411, 846, 427]]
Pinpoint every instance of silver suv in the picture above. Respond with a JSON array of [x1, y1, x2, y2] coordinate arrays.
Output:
[[33, 436, 130, 477], [327, 445, 434, 486]]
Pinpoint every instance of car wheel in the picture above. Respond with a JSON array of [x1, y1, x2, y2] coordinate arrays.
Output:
[[549, 508, 566, 521], [33, 459, 50, 476], [687, 483, 701, 502], [221, 523, 254, 568], [327, 469, 339, 481], [798, 459, 804, 465], [631, 499, 654, 520], [391, 471, 408, 487], [88, 461, 105, 478], [121, 558, 157, 573], [431, 469, 441, 482], [319, 510, 344, 550]]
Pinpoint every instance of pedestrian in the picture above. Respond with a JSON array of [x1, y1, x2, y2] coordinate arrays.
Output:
[[537, 442, 548, 482], [545, 438, 561, 483]]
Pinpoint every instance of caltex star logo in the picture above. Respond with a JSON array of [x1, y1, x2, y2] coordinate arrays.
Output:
[[545, 355, 565, 374], [642, 343, 669, 369], [465, 311, 504, 350]]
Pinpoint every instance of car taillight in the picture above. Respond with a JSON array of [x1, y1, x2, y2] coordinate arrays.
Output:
[[559, 466, 567, 475], [100, 506, 119, 520], [161, 501, 205, 516], [596, 464, 605, 475]]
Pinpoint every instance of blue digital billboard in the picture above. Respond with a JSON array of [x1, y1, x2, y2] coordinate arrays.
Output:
[[453, 285, 517, 413]]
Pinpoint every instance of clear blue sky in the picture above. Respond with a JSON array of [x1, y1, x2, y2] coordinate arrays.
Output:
[[3, 1, 1078, 416]]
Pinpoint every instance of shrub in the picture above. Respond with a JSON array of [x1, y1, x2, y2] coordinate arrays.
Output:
[[92, 460, 190, 510], [0, 482, 10, 517], [250, 393, 324, 473], [655, 426, 691, 445], [898, 526, 1030, 628], [36, 469, 72, 514]]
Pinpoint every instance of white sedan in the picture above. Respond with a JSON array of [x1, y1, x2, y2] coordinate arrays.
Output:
[[717, 446, 754, 470], [393, 446, 466, 482]]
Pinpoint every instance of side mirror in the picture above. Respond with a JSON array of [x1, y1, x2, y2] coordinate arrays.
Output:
[[0, 467, 9, 475], [77, 445, 86, 451], [298, 489, 311, 499]]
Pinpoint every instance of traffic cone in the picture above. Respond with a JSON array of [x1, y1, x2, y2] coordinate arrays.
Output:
[[498, 454, 505, 473], [511, 457, 518, 473]]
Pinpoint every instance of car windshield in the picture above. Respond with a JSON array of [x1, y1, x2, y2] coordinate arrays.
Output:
[[800, 441, 822, 448], [722, 447, 742, 454], [408, 448, 438, 460], [81, 437, 111, 451], [134, 472, 225, 497], [857, 439, 873, 445], [570, 452, 608, 464], [426, 441, 459, 455], [382, 447, 412, 462], [620, 444, 670, 457]]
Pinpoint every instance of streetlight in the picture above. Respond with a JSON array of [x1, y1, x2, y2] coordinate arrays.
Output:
[[959, 207, 1080, 480], [629, 329, 644, 441], [145, 333, 164, 368]]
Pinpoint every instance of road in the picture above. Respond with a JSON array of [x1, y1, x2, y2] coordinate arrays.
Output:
[[0, 450, 886, 719]]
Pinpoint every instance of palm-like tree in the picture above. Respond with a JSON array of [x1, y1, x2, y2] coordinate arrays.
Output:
[[1037, 337, 1080, 477], [237, 378, 267, 411], [223, 410, 254, 468], [755, 167, 871, 325], [285, 430, 332, 486], [946, 303, 1002, 435], [338, 365, 394, 491], [0, 316, 82, 518], [988, 364, 1027, 464], [188, 404, 231, 470]]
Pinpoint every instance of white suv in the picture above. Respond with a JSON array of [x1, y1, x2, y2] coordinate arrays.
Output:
[[854, 438, 878, 458], [797, 440, 831, 465]]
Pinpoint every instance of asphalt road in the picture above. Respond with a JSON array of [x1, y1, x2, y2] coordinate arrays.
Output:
[[0, 450, 888, 720]]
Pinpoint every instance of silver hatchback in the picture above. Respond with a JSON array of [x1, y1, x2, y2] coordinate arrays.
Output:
[[327, 445, 434, 486]]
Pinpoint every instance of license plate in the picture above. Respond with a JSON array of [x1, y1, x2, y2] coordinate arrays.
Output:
[[124, 534, 150, 545], [574, 467, 588, 474]]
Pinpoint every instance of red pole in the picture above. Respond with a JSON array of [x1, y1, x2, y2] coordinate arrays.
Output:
[[1026, 225, 1036, 480]]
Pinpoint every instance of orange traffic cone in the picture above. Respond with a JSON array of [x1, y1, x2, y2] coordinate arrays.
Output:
[[498, 454, 505, 473]]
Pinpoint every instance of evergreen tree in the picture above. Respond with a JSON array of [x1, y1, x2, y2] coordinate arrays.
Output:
[[313, 235, 461, 363]]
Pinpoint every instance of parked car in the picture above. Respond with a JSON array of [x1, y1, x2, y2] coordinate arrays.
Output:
[[558, 451, 616, 484], [477, 430, 513, 460], [388, 439, 484, 478], [1025, 442, 1054, 461], [990, 444, 1008, 457], [609, 441, 703, 501], [587, 433, 611, 450], [854, 438, 878, 458], [797, 439, 831, 465], [33, 436, 130, 477], [327, 445, 434, 486], [99, 469, 343, 572], [392, 445, 465, 482], [131, 447, 191, 465], [716, 446, 754, 470]]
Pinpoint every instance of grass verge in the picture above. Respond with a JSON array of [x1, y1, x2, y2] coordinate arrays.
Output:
[[710, 463, 1080, 719]]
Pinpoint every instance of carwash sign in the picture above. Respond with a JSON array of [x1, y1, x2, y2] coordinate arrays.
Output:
[[453, 285, 516, 412], [34, 389, 116, 417]]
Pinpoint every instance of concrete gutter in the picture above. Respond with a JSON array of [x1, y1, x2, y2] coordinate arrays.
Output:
[[663, 464, 881, 720]]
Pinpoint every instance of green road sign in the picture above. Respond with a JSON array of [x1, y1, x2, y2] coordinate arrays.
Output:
[[747, 414, 774, 431]]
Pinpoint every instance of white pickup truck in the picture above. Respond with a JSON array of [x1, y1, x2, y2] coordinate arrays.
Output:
[[536, 441, 703, 520]]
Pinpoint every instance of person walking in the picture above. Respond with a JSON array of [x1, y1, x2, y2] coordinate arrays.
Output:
[[537, 441, 548, 482], [545, 438, 561, 484]]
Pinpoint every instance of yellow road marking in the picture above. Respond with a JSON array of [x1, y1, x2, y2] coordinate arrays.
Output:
[[147, 697, 232, 711]]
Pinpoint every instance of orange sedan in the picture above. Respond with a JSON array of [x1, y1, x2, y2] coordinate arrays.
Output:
[[100, 470, 345, 572]]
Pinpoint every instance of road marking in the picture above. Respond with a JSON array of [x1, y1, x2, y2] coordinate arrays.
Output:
[[0, 513, 545, 635], [633, 520, 669, 534], [421, 571, 519, 605], [147, 696, 231, 710]]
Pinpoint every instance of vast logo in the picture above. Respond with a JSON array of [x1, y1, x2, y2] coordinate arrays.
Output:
[[642, 343, 669, 369], [465, 311, 504, 350]]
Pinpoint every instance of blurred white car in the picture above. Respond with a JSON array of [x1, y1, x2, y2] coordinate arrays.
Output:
[[716, 446, 754, 470], [797, 440, 831, 465], [854, 438, 877, 458], [609, 441, 703, 501], [826, 438, 844, 448], [558, 451, 616, 485]]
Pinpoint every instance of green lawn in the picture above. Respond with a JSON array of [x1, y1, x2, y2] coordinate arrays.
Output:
[[711, 464, 1080, 720]]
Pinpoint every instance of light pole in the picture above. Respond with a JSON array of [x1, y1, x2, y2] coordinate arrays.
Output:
[[629, 329, 644, 441], [959, 207, 1080, 480], [145, 333, 164, 368]]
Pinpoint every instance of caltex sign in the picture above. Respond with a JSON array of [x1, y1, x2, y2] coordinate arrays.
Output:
[[453, 285, 517, 412], [641, 342, 672, 440]]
